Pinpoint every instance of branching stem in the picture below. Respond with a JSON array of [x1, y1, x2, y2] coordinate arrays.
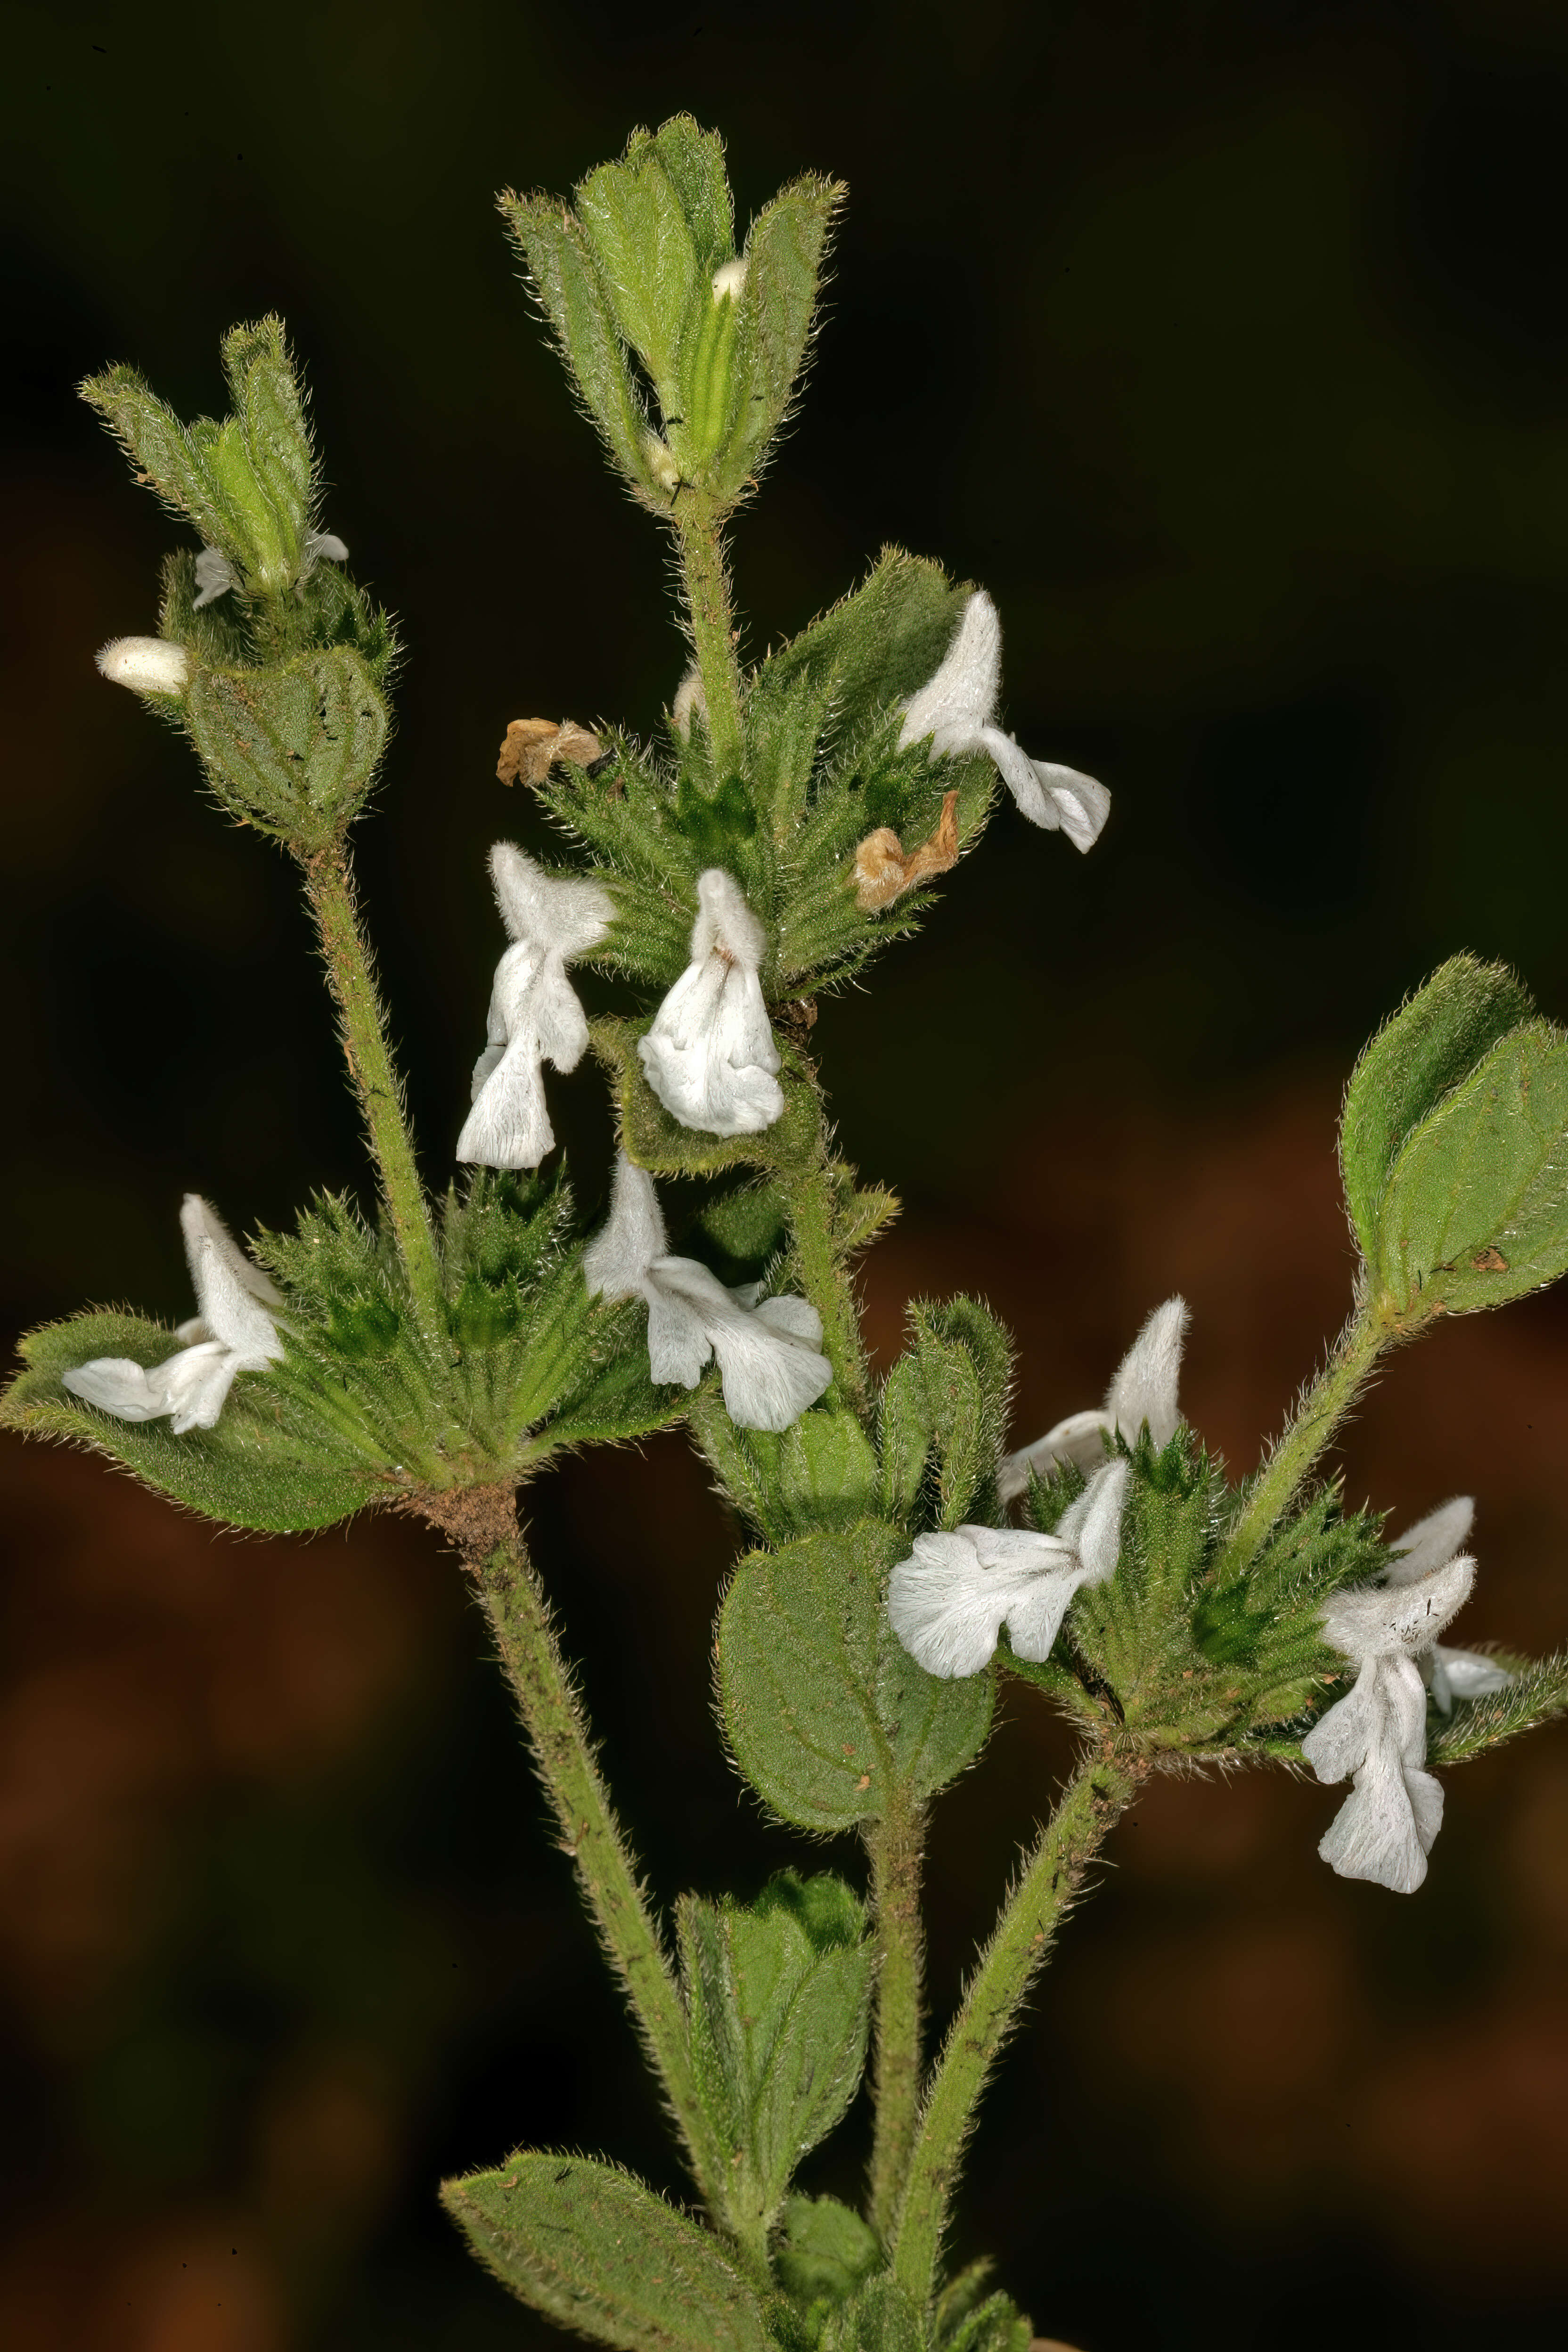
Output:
[[865, 1785, 927, 2243], [300, 843, 447, 1342], [472, 1505, 727, 2214], [890, 1751, 1138, 2311], [1213, 1302, 1388, 1586]]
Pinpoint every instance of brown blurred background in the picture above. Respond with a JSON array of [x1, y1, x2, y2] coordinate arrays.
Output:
[[4, 1, 1568, 2345]]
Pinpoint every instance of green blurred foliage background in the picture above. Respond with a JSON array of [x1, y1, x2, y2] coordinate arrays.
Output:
[[3, 1, 1568, 2345]]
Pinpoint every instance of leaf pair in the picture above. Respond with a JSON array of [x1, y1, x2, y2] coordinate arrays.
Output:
[[502, 116, 841, 511], [1340, 955, 1568, 1325]]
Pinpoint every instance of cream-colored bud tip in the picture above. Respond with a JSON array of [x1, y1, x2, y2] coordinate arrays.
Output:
[[711, 258, 748, 302], [96, 636, 191, 694]]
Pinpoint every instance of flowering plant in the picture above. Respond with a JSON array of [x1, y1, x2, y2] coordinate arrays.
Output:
[[8, 118, 1568, 2352]]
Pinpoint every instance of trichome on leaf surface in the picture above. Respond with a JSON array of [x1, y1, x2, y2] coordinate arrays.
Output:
[[9, 115, 1568, 2352]]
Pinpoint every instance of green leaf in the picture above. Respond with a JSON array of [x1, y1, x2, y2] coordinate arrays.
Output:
[[679, 1872, 873, 2239], [184, 648, 388, 848], [735, 1408, 881, 1544], [216, 315, 312, 590], [880, 1299, 1014, 1533], [80, 361, 237, 557], [577, 135, 700, 391], [1340, 956, 1534, 1261], [718, 176, 845, 494], [499, 192, 663, 504], [774, 2197, 881, 2313], [441, 2152, 770, 2352], [1373, 1020, 1568, 1320], [939, 2291, 1033, 2352], [819, 2274, 925, 2352], [760, 547, 970, 730], [1426, 1650, 1568, 1764], [1, 1311, 381, 1533], [592, 1018, 822, 1180], [719, 1520, 993, 1828], [653, 115, 735, 272]]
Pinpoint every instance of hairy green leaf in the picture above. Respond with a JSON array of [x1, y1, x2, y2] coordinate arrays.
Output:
[[1340, 955, 1534, 1261], [441, 2152, 770, 2352], [719, 1519, 993, 1828], [774, 2197, 881, 2313]]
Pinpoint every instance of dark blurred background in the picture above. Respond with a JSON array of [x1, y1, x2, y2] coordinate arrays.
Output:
[[5, 0, 1568, 2344]]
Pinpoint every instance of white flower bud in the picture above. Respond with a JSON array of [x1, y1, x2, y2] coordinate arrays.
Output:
[[711, 258, 748, 302], [95, 637, 191, 695]]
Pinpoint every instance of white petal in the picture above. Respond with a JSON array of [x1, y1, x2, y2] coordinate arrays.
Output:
[[584, 1152, 669, 1299], [998, 1408, 1113, 1503], [193, 547, 239, 607], [1429, 1643, 1513, 1712], [96, 636, 191, 694], [978, 724, 1048, 816], [457, 1034, 556, 1169], [1318, 1738, 1431, 1894], [1384, 1495, 1475, 1586], [181, 1197, 281, 1364], [889, 1530, 1016, 1678], [1303, 1657, 1383, 1785], [1322, 1555, 1476, 1665], [1404, 1764, 1445, 1858], [638, 937, 784, 1137], [1003, 1564, 1095, 1664], [644, 1281, 713, 1388], [62, 1355, 175, 1421], [1032, 762, 1111, 853], [649, 1256, 831, 1431], [672, 665, 707, 739], [490, 842, 613, 958], [1106, 1297, 1188, 1449], [1055, 1458, 1129, 1584], [304, 530, 349, 563], [180, 1194, 282, 1307], [689, 867, 768, 969], [471, 1043, 505, 1100], [750, 1294, 825, 1347], [163, 1342, 242, 1433], [897, 592, 1001, 755], [711, 258, 748, 301]]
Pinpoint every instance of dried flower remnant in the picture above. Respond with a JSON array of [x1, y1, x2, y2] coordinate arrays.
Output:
[[496, 717, 604, 788], [854, 790, 961, 912], [63, 1196, 282, 1434], [585, 1152, 832, 1432]]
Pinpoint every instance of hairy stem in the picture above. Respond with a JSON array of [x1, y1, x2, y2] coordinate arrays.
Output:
[[470, 1502, 725, 2214], [865, 1785, 927, 2244], [890, 1751, 1137, 2311], [675, 502, 744, 777], [786, 1126, 870, 1416], [300, 845, 447, 1340], [1213, 1302, 1388, 1586]]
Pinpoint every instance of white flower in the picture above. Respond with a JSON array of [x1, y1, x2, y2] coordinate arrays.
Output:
[[96, 636, 191, 694], [62, 1195, 282, 1435], [585, 1152, 831, 1433], [1303, 1549, 1482, 1894], [671, 664, 707, 740], [999, 1298, 1189, 1503], [897, 592, 1110, 853], [1384, 1497, 1514, 1715], [889, 1459, 1130, 1680], [193, 547, 240, 607], [304, 530, 348, 565], [637, 869, 785, 1137], [457, 844, 614, 1171], [711, 258, 748, 302]]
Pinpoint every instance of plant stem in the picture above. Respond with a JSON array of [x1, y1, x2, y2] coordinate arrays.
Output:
[[299, 844, 447, 1342], [890, 1751, 1137, 2311], [865, 1784, 927, 2244], [472, 1503, 725, 2214], [785, 1113, 870, 1417], [1212, 1302, 1388, 1586], [674, 501, 744, 777]]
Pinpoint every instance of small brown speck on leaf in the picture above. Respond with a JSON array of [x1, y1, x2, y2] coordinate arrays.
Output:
[[855, 1772, 872, 1791], [1472, 1245, 1509, 1272], [854, 789, 960, 910], [497, 717, 603, 788]]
